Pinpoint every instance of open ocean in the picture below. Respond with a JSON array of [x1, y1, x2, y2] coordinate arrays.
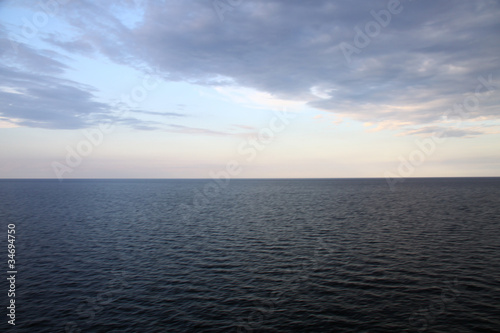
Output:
[[1, 178, 499, 332]]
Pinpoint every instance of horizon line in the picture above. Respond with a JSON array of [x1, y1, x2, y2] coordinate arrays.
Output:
[[1, 176, 499, 180]]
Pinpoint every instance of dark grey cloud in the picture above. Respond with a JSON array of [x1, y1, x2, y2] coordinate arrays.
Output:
[[0, 32, 69, 74], [0, 22, 185, 130], [42, 34, 96, 55], [5, 0, 500, 132], [0, 22, 107, 129], [0, 63, 108, 129], [45, 0, 500, 130]]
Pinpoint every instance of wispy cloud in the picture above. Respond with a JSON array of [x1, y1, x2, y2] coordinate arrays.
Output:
[[400, 126, 484, 138], [129, 109, 186, 118], [166, 124, 230, 136]]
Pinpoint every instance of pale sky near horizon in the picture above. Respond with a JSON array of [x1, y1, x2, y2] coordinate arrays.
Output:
[[1, 0, 499, 179]]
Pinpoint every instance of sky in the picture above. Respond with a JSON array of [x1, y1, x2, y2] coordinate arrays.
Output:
[[0, 0, 499, 179]]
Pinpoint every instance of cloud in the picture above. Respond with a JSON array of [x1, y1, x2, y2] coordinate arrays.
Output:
[[4, 1, 500, 133], [0, 64, 108, 129], [166, 124, 230, 136], [399, 122, 500, 137], [164, 123, 258, 137], [0, 22, 110, 129], [400, 126, 485, 138], [0, 23, 187, 131], [129, 109, 186, 118]]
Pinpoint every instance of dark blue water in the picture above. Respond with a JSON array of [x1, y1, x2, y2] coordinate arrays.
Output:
[[1, 178, 499, 332]]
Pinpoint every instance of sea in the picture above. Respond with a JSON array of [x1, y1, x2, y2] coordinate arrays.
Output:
[[1, 178, 499, 332]]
